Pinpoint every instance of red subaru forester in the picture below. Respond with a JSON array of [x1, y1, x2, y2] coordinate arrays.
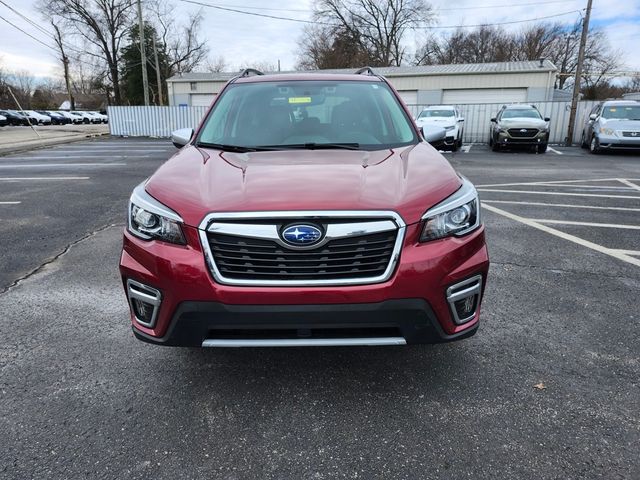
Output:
[[120, 69, 489, 347]]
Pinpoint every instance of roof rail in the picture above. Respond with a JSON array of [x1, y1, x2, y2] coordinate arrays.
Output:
[[238, 68, 264, 78], [355, 66, 375, 76]]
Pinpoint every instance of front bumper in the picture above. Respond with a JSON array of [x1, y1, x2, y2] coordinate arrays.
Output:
[[120, 222, 489, 346], [132, 299, 478, 347], [597, 134, 640, 150], [497, 131, 548, 146]]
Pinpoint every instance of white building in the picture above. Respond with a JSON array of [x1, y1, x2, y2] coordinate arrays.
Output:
[[166, 60, 559, 108]]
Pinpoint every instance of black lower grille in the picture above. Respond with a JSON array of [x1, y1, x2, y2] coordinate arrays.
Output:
[[208, 230, 397, 281], [508, 128, 539, 138]]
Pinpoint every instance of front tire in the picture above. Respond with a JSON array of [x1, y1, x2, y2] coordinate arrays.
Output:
[[491, 135, 500, 152], [581, 132, 588, 149], [537, 143, 548, 153], [589, 135, 601, 154]]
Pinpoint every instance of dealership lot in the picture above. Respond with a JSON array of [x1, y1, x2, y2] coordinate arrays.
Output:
[[1, 140, 639, 479]]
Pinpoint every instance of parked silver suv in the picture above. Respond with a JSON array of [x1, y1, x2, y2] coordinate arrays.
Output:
[[581, 100, 640, 153]]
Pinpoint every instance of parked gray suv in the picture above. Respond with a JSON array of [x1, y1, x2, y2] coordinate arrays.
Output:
[[581, 100, 640, 153], [489, 104, 550, 153]]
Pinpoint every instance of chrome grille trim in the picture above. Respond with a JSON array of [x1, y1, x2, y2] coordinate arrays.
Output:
[[198, 211, 406, 287]]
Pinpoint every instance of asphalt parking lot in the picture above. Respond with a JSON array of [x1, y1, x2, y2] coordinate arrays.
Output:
[[1, 140, 639, 479]]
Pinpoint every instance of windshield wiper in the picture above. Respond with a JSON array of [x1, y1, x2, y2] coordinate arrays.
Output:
[[195, 141, 270, 153], [257, 142, 361, 151]]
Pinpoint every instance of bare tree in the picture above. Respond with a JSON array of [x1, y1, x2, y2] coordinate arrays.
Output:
[[9, 70, 36, 108], [297, 24, 370, 70], [238, 61, 279, 72], [312, 0, 435, 67], [39, 0, 136, 105], [205, 56, 227, 73], [414, 26, 516, 65], [149, 0, 209, 76]]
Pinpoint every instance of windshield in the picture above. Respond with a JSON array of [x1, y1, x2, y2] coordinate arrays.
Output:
[[501, 108, 542, 119], [419, 109, 455, 118], [196, 80, 417, 150], [601, 105, 640, 120]]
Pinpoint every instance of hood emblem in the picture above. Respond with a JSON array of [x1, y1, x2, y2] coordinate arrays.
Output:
[[520, 128, 528, 133], [281, 224, 323, 246]]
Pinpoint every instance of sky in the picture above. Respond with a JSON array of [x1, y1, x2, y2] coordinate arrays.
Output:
[[0, 0, 638, 81]]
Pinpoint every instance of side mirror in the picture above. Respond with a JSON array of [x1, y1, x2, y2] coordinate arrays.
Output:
[[589, 113, 597, 121], [171, 128, 194, 148], [544, 117, 550, 122], [490, 117, 497, 123], [459, 118, 465, 122]]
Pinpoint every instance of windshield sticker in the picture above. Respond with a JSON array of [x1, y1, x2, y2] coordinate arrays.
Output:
[[288, 97, 312, 104]]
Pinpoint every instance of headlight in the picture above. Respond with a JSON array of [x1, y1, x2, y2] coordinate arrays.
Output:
[[420, 177, 481, 242], [128, 183, 186, 244], [599, 127, 615, 135]]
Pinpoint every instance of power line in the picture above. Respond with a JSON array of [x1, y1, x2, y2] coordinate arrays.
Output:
[[179, 0, 583, 30], [0, 3, 110, 69], [427, 10, 583, 29], [0, 12, 57, 51], [435, 0, 582, 11]]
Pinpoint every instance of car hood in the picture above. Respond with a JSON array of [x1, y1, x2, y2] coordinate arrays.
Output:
[[498, 118, 548, 129], [417, 117, 455, 127], [600, 119, 640, 130], [145, 144, 462, 228]]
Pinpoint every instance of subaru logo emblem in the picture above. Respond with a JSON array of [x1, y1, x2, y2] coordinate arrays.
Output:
[[520, 129, 527, 133], [281, 224, 323, 246]]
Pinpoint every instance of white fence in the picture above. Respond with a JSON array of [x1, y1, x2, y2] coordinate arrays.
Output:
[[109, 101, 599, 144], [405, 100, 598, 144], [108, 105, 209, 137]]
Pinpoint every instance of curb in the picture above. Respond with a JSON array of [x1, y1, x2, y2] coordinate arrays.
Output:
[[0, 131, 111, 157]]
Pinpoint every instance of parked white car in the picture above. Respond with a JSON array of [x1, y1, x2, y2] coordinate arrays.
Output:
[[56, 111, 83, 124], [72, 111, 101, 124], [86, 112, 108, 123], [88, 111, 108, 124], [24, 110, 52, 125], [415, 105, 464, 151]]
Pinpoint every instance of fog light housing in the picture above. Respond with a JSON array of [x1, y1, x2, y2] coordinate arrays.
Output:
[[446, 275, 482, 325], [126, 279, 162, 328]]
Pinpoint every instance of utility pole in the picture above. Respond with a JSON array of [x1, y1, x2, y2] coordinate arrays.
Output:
[[52, 23, 74, 111], [136, 0, 150, 106], [152, 33, 163, 106], [565, 0, 593, 146]]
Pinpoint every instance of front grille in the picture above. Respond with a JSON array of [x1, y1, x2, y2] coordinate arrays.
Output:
[[508, 128, 539, 138], [622, 131, 640, 138], [208, 230, 397, 281]]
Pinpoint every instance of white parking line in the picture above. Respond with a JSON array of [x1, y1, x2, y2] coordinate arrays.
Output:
[[53, 146, 170, 150], [477, 178, 627, 188], [519, 184, 636, 191], [0, 201, 21, 205], [547, 147, 563, 155], [0, 155, 142, 160], [478, 189, 640, 200], [531, 219, 640, 230], [483, 204, 640, 268], [0, 177, 90, 181], [611, 249, 640, 256], [618, 179, 640, 192], [462, 145, 471, 153], [0, 163, 126, 168], [482, 200, 640, 212]]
